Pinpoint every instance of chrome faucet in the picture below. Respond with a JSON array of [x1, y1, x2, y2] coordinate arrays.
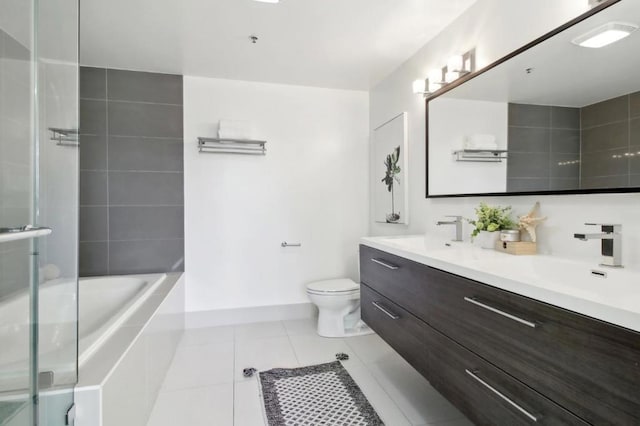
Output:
[[573, 223, 622, 268], [437, 215, 463, 242]]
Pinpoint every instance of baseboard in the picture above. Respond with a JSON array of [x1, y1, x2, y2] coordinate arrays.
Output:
[[185, 302, 318, 329]]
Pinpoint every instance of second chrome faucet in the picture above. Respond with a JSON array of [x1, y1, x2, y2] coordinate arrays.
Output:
[[437, 215, 463, 242], [574, 223, 622, 268]]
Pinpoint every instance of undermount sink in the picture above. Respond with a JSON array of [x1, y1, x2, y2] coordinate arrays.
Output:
[[374, 235, 504, 263], [475, 256, 640, 309]]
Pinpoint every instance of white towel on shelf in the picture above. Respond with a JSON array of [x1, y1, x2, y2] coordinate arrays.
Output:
[[218, 119, 252, 140], [464, 134, 497, 150]]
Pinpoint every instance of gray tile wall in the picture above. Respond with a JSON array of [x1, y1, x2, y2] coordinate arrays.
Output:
[[580, 93, 640, 189], [79, 67, 184, 276], [507, 103, 580, 192]]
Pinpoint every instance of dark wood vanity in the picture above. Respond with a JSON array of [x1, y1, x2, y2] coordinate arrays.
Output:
[[360, 244, 640, 425]]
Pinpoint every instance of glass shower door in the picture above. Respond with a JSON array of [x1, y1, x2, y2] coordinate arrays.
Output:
[[0, 1, 39, 423], [0, 0, 79, 424]]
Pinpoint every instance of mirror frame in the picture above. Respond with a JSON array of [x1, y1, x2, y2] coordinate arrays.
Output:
[[425, 0, 629, 198]]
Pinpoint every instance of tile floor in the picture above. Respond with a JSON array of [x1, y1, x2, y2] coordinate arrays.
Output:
[[147, 319, 473, 426]]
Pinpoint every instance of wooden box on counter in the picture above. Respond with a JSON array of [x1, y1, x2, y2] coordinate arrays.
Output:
[[494, 240, 537, 255]]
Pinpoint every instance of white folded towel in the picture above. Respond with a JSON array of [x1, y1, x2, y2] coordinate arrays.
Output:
[[464, 134, 497, 150], [218, 119, 252, 140]]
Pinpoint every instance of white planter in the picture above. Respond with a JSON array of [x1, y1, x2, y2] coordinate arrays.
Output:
[[477, 230, 500, 249]]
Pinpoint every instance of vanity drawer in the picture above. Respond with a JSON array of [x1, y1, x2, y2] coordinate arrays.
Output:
[[426, 268, 640, 425], [360, 284, 429, 378], [359, 245, 430, 323], [426, 323, 589, 426]]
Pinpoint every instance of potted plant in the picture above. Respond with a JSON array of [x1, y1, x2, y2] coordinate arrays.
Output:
[[382, 146, 401, 223], [467, 202, 516, 249]]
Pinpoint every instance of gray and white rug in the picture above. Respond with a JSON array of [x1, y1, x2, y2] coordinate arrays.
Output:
[[259, 361, 384, 426]]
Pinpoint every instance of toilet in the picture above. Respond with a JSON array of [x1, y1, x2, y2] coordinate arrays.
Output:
[[306, 278, 373, 338]]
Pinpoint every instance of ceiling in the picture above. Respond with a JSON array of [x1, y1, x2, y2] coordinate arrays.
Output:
[[80, 0, 476, 90]]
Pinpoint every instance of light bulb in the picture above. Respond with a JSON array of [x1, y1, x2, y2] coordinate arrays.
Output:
[[447, 55, 464, 72], [428, 69, 443, 84], [412, 79, 426, 94]]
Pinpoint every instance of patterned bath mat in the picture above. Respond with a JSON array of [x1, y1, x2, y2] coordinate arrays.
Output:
[[259, 361, 384, 425]]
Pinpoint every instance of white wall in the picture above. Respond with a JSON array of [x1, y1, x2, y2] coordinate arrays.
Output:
[[184, 77, 369, 312], [428, 98, 507, 195], [370, 0, 640, 269]]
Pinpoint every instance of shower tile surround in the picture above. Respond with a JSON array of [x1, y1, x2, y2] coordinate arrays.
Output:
[[79, 67, 184, 276], [507, 103, 580, 192], [507, 92, 640, 192], [581, 92, 640, 188]]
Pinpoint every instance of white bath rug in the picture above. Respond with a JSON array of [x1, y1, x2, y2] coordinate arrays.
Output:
[[258, 361, 384, 426]]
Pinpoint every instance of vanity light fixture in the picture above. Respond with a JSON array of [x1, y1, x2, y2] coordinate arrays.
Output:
[[572, 22, 638, 48], [445, 55, 470, 82], [413, 48, 475, 98]]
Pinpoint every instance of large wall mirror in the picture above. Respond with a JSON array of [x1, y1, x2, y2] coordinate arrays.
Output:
[[427, 0, 640, 197]]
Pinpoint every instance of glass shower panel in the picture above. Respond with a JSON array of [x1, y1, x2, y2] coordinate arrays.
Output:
[[0, 0, 79, 424], [0, 1, 37, 424], [36, 0, 79, 423]]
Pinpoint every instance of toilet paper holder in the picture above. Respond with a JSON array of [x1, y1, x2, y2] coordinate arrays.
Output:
[[281, 241, 301, 247]]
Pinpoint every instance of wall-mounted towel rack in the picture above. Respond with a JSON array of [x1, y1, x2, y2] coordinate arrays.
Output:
[[452, 149, 508, 163], [198, 137, 267, 155], [50, 128, 79, 147]]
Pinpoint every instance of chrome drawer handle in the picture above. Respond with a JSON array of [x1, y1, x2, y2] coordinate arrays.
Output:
[[464, 297, 537, 329], [371, 258, 399, 270], [466, 369, 538, 422], [371, 301, 400, 320]]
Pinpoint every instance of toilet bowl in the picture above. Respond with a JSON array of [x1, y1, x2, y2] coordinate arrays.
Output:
[[306, 278, 373, 338]]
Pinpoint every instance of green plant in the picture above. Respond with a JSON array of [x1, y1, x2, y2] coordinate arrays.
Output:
[[467, 202, 516, 238], [381, 146, 401, 222]]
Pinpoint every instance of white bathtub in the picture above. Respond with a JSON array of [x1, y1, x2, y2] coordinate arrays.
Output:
[[0, 273, 166, 393]]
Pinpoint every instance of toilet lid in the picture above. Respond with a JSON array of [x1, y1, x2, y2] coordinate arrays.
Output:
[[306, 278, 359, 293]]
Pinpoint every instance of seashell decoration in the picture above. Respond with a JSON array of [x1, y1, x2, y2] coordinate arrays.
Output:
[[518, 202, 547, 242]]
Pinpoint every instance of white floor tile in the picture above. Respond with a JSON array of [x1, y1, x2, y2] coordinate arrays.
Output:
[[147, 320, 473, 426], [282, 318, 318, 336], [234, 336, 299, 381], [180, 325, 234, 346], [368, 352, 464, 425], [234, 321, 287, 342], [234, 379, 266, 426], [288, 334, 354, 365], [147, 383, 233, 426], [161, 341, 234, 391], [341, 357, 412, 426], [345, 333, 394, 366]]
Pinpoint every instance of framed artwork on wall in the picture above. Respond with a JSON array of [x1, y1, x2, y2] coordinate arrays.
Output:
[[373, 112, 408, 225]]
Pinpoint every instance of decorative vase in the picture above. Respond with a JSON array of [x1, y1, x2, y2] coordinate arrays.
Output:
[[477, 230, 500, 249], [386, 213, 400, 223]]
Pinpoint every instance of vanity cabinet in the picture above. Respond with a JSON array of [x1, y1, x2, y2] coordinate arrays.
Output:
[[359, 245, 640, 425]]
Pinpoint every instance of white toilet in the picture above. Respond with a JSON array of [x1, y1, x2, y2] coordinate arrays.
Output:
[[306, 278, 373, 338]]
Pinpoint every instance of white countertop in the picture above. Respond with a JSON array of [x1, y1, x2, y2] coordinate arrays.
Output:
[[361, 235, 640, 333]]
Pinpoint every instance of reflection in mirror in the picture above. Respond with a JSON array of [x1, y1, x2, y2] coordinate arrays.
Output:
[[427, 0, 640, 197]]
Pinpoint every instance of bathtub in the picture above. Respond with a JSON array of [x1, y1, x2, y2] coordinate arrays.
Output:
[[0, 273, 167, 393]]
